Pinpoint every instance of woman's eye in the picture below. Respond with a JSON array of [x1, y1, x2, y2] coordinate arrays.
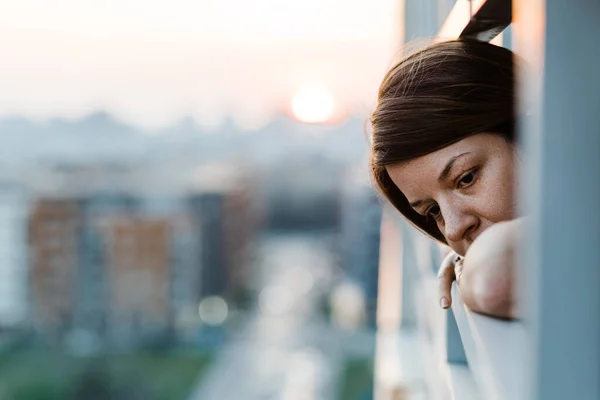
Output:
[[426, 205, 441, 219], [457, 170, 477, 188]]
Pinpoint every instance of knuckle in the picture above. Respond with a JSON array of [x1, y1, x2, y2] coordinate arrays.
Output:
[[437, 271, 452, 281]]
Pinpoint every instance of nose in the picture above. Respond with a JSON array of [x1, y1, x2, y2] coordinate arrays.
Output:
[[441, 200, 479, 245]]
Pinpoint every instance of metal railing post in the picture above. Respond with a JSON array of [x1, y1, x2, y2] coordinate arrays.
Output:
[[513, 0, 600, 398]]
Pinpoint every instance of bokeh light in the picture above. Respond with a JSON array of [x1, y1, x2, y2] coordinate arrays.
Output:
[[198, 296, 229, 326]]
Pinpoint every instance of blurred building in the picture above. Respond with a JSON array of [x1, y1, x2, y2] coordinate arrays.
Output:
[[25, 161, 262, 345], [137, 196, 202, 340], [262, 156, 343, 231], [169, 215, 202, 338], [188, 164, 258, 306], [28, 192, 185, 346], [73, 193, 138, 339], [338, 168, 382, 329], [0, 183, 29, 329], [102, 216, 172, 343], [29, 198, 83, 338]]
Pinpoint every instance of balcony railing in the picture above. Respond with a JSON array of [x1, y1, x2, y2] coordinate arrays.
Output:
[[448, 285, 526, 399]]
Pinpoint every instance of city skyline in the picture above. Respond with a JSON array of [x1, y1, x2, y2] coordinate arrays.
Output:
[[0, 0, 400, 130]]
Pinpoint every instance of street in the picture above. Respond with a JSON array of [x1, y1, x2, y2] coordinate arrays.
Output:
[[189, 233, 372, 400]]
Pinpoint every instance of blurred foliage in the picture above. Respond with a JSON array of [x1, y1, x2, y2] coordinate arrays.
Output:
[[338, 357, 374, 400], [0, 347, 212, 400]]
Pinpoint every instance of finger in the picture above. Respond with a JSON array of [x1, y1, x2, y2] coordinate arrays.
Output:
[[438, 268, 455, 309], [455, 259, 464, 284], [438, 253, 457, 309]]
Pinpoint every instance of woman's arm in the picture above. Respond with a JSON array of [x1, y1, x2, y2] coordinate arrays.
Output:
[[458, 219, 524, 319], [438, 218, 525, 319]]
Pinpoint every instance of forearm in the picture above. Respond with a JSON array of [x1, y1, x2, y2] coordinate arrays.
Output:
[[457, 219, 523, 319], [458, 259, 515, 319]]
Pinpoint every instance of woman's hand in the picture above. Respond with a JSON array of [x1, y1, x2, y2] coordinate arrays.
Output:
[[437, 250, 462, 309]]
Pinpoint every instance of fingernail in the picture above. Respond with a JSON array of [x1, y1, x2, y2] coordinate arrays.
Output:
[[440, 297, 449, 309]]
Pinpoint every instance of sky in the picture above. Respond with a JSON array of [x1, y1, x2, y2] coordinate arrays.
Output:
[[0, 0, 400, 130]]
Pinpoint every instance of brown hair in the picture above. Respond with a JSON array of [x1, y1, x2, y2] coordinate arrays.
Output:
[[370, 39, 516, 243]]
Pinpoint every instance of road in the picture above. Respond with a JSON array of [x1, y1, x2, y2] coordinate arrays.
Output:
[[189, 233, 373, 400]]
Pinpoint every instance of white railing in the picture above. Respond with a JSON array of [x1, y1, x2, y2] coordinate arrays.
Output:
[[449, 285, 526, 400]]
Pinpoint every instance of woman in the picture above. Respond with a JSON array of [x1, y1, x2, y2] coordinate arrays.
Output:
[[370, 39, 522, 319]]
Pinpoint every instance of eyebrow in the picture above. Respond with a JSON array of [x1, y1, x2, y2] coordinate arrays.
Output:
[[438, 152, 471, 183], [408, 152, 472, 209]]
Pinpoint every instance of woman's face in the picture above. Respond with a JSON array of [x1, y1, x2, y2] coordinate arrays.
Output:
[[386, 133, 519, 256]]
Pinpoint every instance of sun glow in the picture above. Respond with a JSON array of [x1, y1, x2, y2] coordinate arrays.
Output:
[[291, 85, 335, 124]]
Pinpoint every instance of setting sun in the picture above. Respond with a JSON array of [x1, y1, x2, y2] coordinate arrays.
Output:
[[291, 85, 335, 124]]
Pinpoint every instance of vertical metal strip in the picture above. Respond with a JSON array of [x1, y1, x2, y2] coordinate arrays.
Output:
[[514, 0, 600, 398]]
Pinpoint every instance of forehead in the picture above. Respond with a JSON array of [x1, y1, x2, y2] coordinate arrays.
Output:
[[386, 153, 446, 201], [385, 135, 490, 199]]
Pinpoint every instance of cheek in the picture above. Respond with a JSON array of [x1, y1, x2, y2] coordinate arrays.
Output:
[[476, 162, 517, 222]]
